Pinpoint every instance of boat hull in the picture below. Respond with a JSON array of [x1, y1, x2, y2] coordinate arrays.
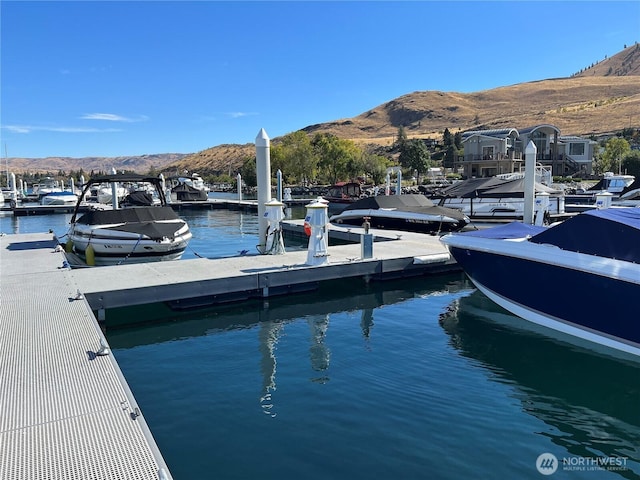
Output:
[[331, 209, 468, 233], [442, 235, 640, 357], [438, 196, 564, 219], [69, 226, 191, 266]]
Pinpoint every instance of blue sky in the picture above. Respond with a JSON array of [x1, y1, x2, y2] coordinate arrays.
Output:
[[1, 1, 638, 159]]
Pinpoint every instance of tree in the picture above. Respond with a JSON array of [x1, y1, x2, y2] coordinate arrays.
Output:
[[443, 128, 453, 148], [276, 131, 317, 186], [621, 149, 640, 178], [313, 133, 361, 184], [240, 157, 257, 187], [454, 131, 463, 150], [592, 151, 611, 176], [603, 137, 631, 174], [399, 139, 431, 183], [394, 126, 407, 152], [362, 153, 392, 185]]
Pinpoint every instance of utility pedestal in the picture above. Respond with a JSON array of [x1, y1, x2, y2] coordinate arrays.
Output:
[[305, 199, 329, 266], [263, 199, 286, 255]]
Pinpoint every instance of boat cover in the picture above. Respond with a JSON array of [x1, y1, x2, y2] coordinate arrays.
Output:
[[436, 177, 506, 198], [481, 178, 562, 196], [339, 194, 468, 221], [122, 191, 154, 206], [436, 177, 561, 198], [172, 183, 208, 201], [455, 222, 546, 239], [76, 206, 186, 239], [529, 207, 640, 264]]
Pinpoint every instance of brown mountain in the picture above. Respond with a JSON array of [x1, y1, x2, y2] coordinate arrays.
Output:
[[9, 45, 640, 176], [170, 44, 640, 175], [7, 153, 188, 176]]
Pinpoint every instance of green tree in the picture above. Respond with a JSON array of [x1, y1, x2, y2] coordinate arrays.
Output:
[[394, 126, 407, 151], [399, 139, 431, 183], [592, 151, 611, 176], [276, 131, 317, 186], [454, 131, 463, 150], [621, 149, 640, 178], [363, 153, 392, 185], [240, 157, 257, 187], [603, 137, 631, 174], [443, 128, 453, 147], [443, 145, 458, 169], [313, 133, 361, 184]]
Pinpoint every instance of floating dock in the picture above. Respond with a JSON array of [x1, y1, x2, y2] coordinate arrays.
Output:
[[68, 223, 459, 323], [0, 232, 173, 480]]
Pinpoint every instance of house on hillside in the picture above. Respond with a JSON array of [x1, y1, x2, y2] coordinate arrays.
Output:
[[457, 124, 596, 178]]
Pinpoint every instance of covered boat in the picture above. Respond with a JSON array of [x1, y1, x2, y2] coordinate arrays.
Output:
[[432, 177, 565, 220], [66, 173, 192, 266], [440, 208, 640, 358], [329, 194, 470, 233]]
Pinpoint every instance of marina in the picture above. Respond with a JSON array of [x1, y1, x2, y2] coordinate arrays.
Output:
[[1, 206, 639, 479]]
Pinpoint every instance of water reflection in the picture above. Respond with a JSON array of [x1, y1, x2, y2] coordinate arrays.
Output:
[[439, 291, 640, 473], [108, 275, 470, 416], [259, 320, 283, 417]]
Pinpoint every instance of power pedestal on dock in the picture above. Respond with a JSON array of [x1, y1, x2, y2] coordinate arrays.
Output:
[[305, 199, 329, 266]]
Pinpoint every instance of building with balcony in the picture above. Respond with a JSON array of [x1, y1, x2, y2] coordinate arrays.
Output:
[[457, 124, 596, 178]]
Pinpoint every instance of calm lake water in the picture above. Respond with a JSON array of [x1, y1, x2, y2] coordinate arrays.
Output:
[[1, 204, 639, 479]]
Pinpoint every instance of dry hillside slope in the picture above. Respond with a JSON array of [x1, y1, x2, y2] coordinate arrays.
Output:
[[170, 44, 640, 175]]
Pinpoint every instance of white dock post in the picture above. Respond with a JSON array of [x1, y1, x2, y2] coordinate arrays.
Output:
[[396, 170, 402, 195], [385, 173, 391, 195], [69, 177, 75, 193], [277, 169, 283, 202], [256, 128, 272, 254], [305, 199, 330, 266], [237, 173, 242, 201], [9, 172, 17, 202], [524, 141, 537, 225]]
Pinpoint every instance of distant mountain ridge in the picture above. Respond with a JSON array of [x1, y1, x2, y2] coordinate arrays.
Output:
[[6, 153, 188, 176], [8, 44, 639, 176]]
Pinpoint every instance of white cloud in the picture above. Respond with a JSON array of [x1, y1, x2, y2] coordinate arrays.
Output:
[[2, 125, 122, 134], [81, 113, 149, 122], [225, 112, 259, 119]]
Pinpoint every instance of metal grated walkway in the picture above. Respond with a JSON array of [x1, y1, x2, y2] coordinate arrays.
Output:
[[0, 233, 172, 480]]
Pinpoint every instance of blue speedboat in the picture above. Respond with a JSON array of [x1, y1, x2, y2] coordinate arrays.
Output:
[[440, 208, 640, 358]]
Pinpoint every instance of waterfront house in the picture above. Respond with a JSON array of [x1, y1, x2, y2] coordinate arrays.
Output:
[[458, 124, 596, 178]]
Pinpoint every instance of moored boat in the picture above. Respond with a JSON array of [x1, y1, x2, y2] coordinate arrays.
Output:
[[329, 194, 470, 234], [66, 173, 192, 266], [40, 190, 79, 206], [440, 208, 640, 358]]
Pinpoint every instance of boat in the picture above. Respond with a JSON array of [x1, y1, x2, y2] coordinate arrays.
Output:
[[329, 194, 470, 234], [40, 190, 79, 206], [565, 172, 636, 211], [431, 176, 565, 220], [165, 174, 209, 202], [66, 173, 192, 266], [440, 208, 640, 358], [31, 177, 63, 200], [323, 182, 363, 204]]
